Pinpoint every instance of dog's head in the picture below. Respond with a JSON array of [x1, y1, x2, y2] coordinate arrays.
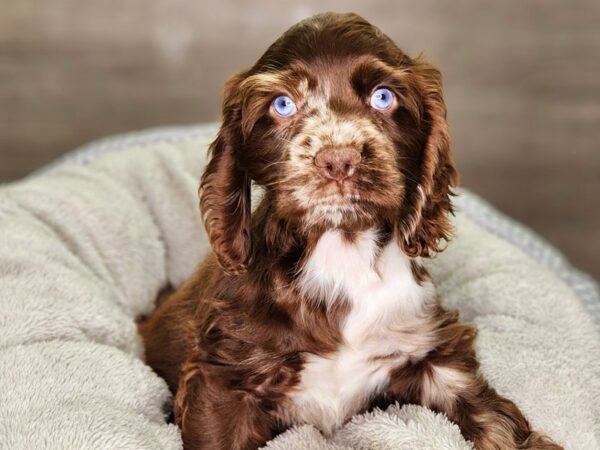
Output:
[[200, 12, 458, 275]]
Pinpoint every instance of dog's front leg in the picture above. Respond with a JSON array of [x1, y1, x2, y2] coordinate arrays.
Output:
[[384, 319, 562, 450], [174, 350, 283, 450]]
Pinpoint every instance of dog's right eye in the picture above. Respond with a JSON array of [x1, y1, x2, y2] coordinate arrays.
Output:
[[272, 95, 297, 117], [370, 88, 395, 111]]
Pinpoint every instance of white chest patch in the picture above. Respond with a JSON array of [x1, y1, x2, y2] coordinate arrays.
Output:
[[288, 229, 436, 434]]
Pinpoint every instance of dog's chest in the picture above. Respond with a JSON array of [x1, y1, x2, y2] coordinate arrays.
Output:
[[287, 230, 435, 434]]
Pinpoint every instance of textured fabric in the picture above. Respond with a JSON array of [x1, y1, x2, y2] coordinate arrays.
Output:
[[0, 127, 598, 449], [454, 192, 600, 333], [38, 123, 600, 332]]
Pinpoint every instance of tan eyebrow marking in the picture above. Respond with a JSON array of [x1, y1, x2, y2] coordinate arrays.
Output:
[[238, 71, 314, 136]]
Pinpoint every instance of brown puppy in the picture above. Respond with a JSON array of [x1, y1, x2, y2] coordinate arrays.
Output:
[[139, 12, 562, 450]]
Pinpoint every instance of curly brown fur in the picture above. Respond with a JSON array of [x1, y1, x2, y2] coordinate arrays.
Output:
[[139, 12, 562, 450]]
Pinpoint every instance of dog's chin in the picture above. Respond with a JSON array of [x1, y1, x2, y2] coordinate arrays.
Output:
[[284, 179, 401, 232], [301, 194, 378, 231]]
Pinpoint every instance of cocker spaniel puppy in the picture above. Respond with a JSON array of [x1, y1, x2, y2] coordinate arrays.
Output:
[[140, 12, 562, 450]]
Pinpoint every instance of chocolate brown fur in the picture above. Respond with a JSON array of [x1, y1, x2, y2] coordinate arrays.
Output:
[[139, 12, 562, 450]]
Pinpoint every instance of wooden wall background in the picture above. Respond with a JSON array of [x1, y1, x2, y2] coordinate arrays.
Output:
[[1, 0, 599, 280]]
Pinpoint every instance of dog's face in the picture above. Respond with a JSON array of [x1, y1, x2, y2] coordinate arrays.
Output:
[[200, 13, 458, 275], [239, 56, 409, 232]]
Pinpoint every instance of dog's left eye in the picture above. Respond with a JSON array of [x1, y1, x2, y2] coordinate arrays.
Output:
[[370, 88, 395, 110], [272, 95, 297, 117]]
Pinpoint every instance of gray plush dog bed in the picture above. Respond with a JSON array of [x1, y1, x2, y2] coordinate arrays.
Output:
[[1, 124, 598, 449]]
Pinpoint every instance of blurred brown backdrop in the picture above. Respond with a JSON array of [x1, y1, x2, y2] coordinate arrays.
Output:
[[1, 0, 599, 279]]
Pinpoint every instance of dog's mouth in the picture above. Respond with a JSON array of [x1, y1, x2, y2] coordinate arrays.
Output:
[[309, 180, 364, 213], [314, 176, 361, 199], [288, 169, 399, 228]]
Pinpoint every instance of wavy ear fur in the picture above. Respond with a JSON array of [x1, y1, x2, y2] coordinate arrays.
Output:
[[199, 73, 252, 276], [399, 57, 459, 257]]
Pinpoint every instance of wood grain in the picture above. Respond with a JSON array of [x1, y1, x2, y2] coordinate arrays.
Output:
[[1, 0, 598, 280]]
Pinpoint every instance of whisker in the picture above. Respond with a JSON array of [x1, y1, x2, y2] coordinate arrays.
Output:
[[261, 160, 288, 171], [262, 178, 295, 187], [275, 136, 311, 153]]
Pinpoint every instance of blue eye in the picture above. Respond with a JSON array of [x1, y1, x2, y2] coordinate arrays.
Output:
[[370, 88, 394, 110], [272, 95, 297, 117]]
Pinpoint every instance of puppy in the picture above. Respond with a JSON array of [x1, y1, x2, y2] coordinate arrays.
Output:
[[140, 12, 562, 450]]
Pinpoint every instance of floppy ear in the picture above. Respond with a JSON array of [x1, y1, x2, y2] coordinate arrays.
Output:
[[399, 58, 459, 257], [199, 73, 252, 276]]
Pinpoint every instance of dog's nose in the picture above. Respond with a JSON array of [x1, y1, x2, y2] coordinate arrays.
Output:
[[314, 147, 361, 181]]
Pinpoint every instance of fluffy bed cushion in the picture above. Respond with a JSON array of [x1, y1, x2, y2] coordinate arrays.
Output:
[[0, 134, 599, 450]]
